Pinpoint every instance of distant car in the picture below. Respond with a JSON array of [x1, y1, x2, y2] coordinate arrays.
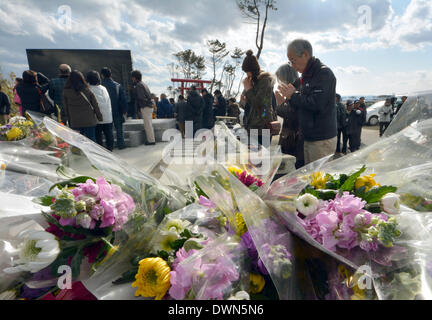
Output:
[[366, 100, 385, 126]]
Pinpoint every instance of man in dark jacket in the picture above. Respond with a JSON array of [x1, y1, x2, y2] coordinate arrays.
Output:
[[201, 89, 215, 129], [213, 90, 227, 118], [276, 39, 337, 164], [174, 95, 188, 138], [0, 84, 11, 125], [49, 64, 71, 123], [187, 86, 204, 136], [16, 70, 50, 116], [346, 100, 364, 152], [157, 94, 174, 118], [335, 94, 348, 154], [101, 67, 128, 149]]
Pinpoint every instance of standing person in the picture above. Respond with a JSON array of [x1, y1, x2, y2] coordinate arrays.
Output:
[[378, 98, 393, 137], [395, 96, 408, 115], [49, 64, 71, 123], [16, 70, 50, 116], [174, 95, 188, 138], [335, 94, 348, 154], [275, 63, 304, 169], [241, 50, 276, 146], [13, 78, 23, 116], [87, 71, 114, 151], [157, 93, 174, 119], [62, 70, 103, 141], [100, 67, 128, 150], [0, 84, 11, 125], [132, 70, 156, 145], [346, 100, 363, 152], [213, 90, 227, 118], [187, 86, 204, 135], [276, 39, 337, 164], [169, 98, 175, 106], [201, 89, 215, 130], [128, 84, 138, 119], [227, 98, 241, 124]]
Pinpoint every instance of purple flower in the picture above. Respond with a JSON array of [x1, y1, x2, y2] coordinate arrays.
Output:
[[79, 179, 99, 196], [99, 199, 116, 228], [59, 216, 76, 227], [240, 231, 268, 275], [90, 205, 104, 220], [199, 196, 217, 209]]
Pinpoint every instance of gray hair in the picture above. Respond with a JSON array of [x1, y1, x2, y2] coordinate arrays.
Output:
[[276, 64, 299, 85], [288, 39, 313, 57]]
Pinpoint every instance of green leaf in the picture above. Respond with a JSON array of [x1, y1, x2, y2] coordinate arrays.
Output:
[[340, 166, 367, 192], [170, 238, 187, 251], [356, 186, 398, 204], [50, 198, 76, 217], [33, 195, 55, 207], [70, 250, 84, 278], [157, 250, 169, 261], [49, 176, 96, 192], [304, 187, 337, 201]]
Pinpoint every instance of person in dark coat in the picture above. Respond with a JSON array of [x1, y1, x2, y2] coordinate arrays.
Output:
[[346, 100, 364, 152], [0, 84, 11, 125], [157, 94, 174, 118], [275, 63, 304, 169], [335, 94, 348, 154], [174, 95, 188, 138], [101, 67, 128, 150], [49, 64, 71, 123], [201, 88, 215, 129], [187, 86, 204, 136], [16, 70, 50, 116], [213, 90, 227, 118], [62, 70, 103, 142], [276, 39, 337, 164], [227, 98, 241, 124]]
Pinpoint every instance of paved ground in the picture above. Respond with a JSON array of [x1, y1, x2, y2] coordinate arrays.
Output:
[[68, 124, 382, 182]]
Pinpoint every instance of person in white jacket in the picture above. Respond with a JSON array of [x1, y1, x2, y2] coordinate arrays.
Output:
[[378, 98, 393, 137], [86, 71, 114, 151]]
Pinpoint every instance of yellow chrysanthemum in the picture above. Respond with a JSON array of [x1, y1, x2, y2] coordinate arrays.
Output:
[[355, 174, 381, 192], [6, 127, 23, 141], [250, 273, 265, 294], [311, 171, 329, 190], [338, 265, 366, 300], [235, 212, 247, 236], [0, 162, 5, 171], [228, 166, 243, 177], [132, 257, 171, 300]]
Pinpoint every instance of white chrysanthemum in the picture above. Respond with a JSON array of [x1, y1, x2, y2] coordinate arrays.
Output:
[[3, 230, 60, 274], [296, 194, 319, 216], [162, 219, 191, 234], [381, 193, 401, 215], [151, 229, 180, 253]]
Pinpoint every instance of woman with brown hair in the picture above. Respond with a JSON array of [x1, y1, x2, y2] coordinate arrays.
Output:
[[241, 50, 276, 146], [62, 70, 103, 142]]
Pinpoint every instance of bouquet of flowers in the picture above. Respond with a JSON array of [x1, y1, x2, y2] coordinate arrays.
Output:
[[0, 116, 34, 142], [265, 118, 432, 300], [0, 175, 136, 300]]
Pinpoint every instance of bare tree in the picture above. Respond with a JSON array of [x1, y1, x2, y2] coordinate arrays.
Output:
[[207, 39, 229, 93], [236, 0, 277, 60]]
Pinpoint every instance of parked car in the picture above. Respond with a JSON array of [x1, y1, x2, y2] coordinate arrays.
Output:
[[366, 100, 385, 126]]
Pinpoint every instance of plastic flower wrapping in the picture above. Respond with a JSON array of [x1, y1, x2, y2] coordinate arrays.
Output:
[[265, 118, 432, 300], [2, 111, 432, 301], [0, 116, 34, 142]]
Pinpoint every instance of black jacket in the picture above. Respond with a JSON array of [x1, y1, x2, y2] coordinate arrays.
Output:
[[174, 100, 188, 123], [16, 82, 49, 115], [214, 95, 227, 117], [202, 93, 215, 129], [346, 109, 364, 135], [0, 92, 11, 115], [187, 91, 204, 119], [336, 102, 347, 129], [289, 57, 337, 142]]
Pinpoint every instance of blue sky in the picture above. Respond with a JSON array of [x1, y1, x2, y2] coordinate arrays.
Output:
[[0, 0, 431, 96]]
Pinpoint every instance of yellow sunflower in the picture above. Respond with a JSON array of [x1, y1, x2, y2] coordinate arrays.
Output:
[[132, 257, 171, 300], [355, 174, 381, 192]]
